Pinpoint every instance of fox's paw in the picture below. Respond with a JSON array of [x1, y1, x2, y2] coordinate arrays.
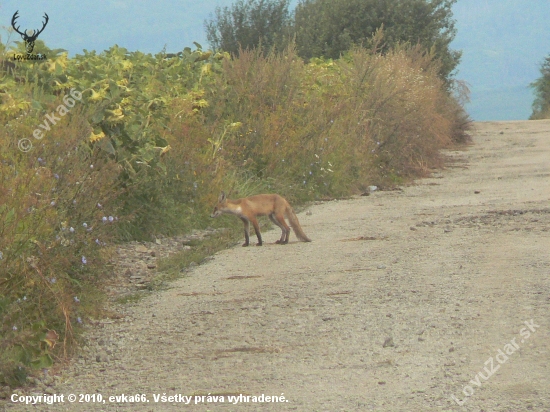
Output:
[[242, 243, 249, 247], [255, 242, 263, 246]]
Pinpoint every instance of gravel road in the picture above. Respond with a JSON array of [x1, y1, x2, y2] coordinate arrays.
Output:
[[5, 120, 550, 411]]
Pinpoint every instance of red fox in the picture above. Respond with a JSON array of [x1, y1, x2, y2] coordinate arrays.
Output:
[[210, 191, 312, 246]]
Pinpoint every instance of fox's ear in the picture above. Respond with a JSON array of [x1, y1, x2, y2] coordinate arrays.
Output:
[[218, 191, 226, 202]]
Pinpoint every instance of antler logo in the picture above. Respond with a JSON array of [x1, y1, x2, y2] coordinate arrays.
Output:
[[11, 10, 49, 54]]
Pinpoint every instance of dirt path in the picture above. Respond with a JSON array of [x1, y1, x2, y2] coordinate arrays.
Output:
[[5, 120, 550, 411]]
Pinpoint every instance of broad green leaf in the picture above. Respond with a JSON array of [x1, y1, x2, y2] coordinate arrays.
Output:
[[31, 354, 53, 369]]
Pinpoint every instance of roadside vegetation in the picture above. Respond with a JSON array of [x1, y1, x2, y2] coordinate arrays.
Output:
[[0, 0, 469, 388]]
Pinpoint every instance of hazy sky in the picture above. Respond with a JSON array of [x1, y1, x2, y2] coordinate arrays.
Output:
[[1, 0, 549, 121]]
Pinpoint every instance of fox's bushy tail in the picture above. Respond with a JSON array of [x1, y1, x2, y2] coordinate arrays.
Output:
[[286, 208, 312, 242]]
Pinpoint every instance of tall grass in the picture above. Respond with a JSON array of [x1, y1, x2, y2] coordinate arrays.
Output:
[[193, 43, 469, 200], [0, 104, 121, 386]]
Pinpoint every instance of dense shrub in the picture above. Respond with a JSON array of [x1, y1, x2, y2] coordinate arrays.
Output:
[[199, 43, 468, 198]]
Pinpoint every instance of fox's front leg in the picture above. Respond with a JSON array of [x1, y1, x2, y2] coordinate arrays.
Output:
[[249, 217, 263, 246], [240, 217, 250, 247]]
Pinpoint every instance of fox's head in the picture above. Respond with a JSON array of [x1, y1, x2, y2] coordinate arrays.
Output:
[[210, 191, 227, 218]]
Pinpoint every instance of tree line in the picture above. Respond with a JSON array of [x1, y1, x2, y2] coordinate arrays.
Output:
[[205, 0, 461, 83], [531, 55, 550, 119]]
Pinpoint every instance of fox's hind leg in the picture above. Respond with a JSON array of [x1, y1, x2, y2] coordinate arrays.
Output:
[[269, 213, 286, 244], [271, 212, 290, 244]]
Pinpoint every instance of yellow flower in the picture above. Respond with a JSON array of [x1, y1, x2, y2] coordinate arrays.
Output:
[[46, 53, 68, 72], [89, 130, 106, 142], [105, 106, 124, 123], [89, 89, 106, 102], [201, 63, 212, 76], [214, 51, 230, 60], [120, 60, 133, 71], [195, 99, 209, 108], [195, 51, 212, 62]]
